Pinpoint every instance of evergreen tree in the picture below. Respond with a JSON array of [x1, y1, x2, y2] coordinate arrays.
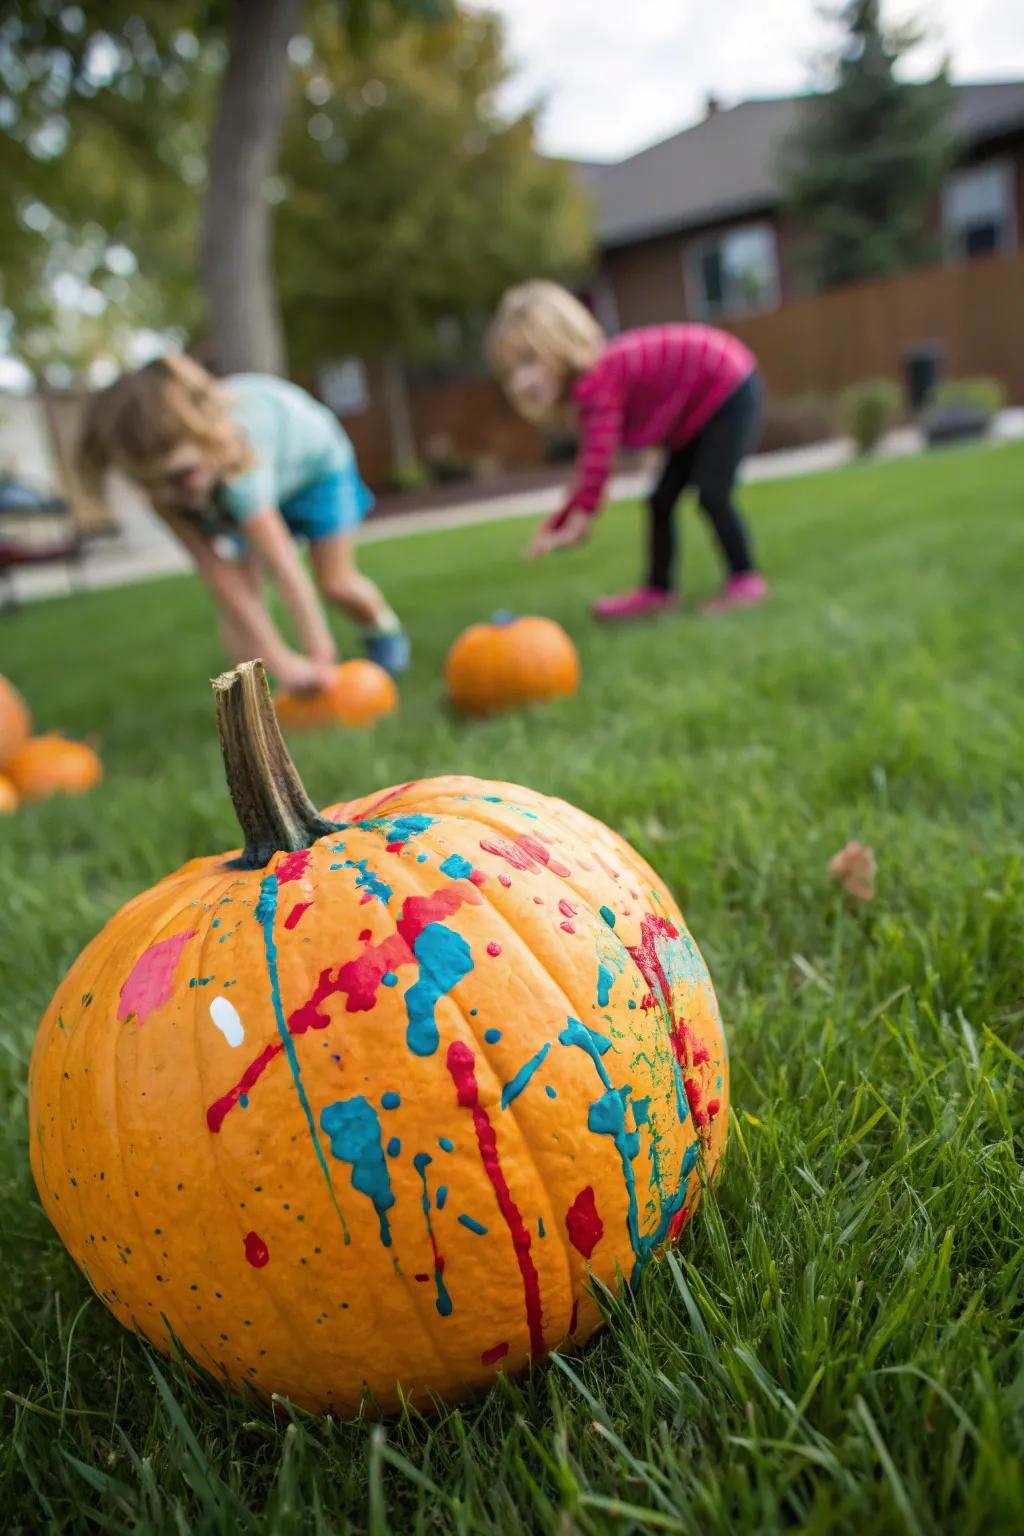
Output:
[[782, 0, 955, 288]]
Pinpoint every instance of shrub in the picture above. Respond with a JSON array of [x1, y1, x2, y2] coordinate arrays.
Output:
[[390, 458, 431, 492], [758, 393, 837, 453], [838, 380, 905, 455], [929, 377, 1007, 421]]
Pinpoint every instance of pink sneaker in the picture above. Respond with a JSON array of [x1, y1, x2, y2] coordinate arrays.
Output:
[[593, 586, 677, 622], [702, 572, 768, 614]]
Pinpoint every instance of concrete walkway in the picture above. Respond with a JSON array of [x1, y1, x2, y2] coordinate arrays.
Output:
[[5, 415, 1020, 605]]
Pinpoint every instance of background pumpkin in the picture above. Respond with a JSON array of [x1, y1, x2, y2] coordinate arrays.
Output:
[[0, 773, 18, 814], [446, 614, 579, 716], [30, 662, 727, 1416], [0, 674, 31, 768], [8, 734, 102, 801], [276, 659, 397, 730]]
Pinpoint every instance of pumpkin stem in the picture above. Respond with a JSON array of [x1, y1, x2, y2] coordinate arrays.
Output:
[[213, 660, 340, 869]]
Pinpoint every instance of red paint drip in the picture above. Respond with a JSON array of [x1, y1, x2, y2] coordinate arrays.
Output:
[[565, 1186, 604, 1259], [470, 867, 487, 887], [446, 1041, 544, 1356], [558, 899, 577, 919], [481, 1341, 509, 1366], [560, 922, 575, 935], [684, 1078, 707, 1129], [355, 781, 418, 818], [498, 873, 512, 888], [207, 1041, 283, 1132], [478, 833, 570, 879], [707, 1098, 721, 1119], [669, 1204, 690, 1242], [627, 914, 681, 1032], [284, 901, 312, 930], [243, 1230, 269, 1267], [486, 942, 502, 957], [592, 849, 621, 882], [277, 849, 312, 885]]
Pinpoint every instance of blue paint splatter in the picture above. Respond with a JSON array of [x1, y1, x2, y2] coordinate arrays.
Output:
[[600, 906, 616, 928], [338, 858, 392, 906], [538, 1217, 546, 1237], [545, 1084, 557, 1099], [381, 1091, 400, 1110], [458, 1214, 488, 1235], [405, 924, 474, 1056], [439, 1136, 454, 1153], [588, 1086, 641, 1260], [383, 813, 434, 845], [382, 971, 398, 987], [440, 853, 474, 881], [417, 854, 428, 863], [239, 1093, 249, 1109], [501, 1042, 552, 1109], [559, 1017, 613, 1086], [436, 1185, 448, 1210], [632, 1097, 651, 1126], [413, 1152, 453, 1316], [682, 1144, 699, 1177], [484, 1027, 502, 1044], [387, 1137, 401, 1158], [257, 875, 349, 1242], [482, 795, 502, 803], [597, 963, 615, 1008]]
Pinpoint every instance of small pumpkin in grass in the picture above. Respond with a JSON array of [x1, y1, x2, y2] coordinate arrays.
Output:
[[446, 613, 579, 716], [0, 674, 31, 768], [8, 734, 102, 801], [277, 659, 397, 730], [0, 773, 18, 814], [30, 660, 727, 1416]]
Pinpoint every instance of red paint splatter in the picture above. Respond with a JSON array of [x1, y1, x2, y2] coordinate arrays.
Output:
[[446, 1041, 544, 1357], [592, 849, 621, 882], [707, 1098, 721, 1119], [118, 929, 196, 1026], [569, 1298, 580, 1334], [486, 942, 502, 957], [627, 914, 681, 1032], [481, 1341, 509, 1366], [533, 896, 544, 905], [470, 867, 487, 887], [560, 922, 575, 934], [284, 901, 312, 930], [414, 1272, 430, 1283], [244, 1231, 269, 1267], [565, 1186, 604, 1259], [208, 885, 483, 1132], [277, 849, 312, 885], [558, 899, 577, 919], [385, 841, 404, 854], [498, 874, 512, 888], [479, 833, 570, 879], [359, 928, 372, 942], [684, 1078, 707, 1129], [355, 781, 418, 818], [669, 1205, 690, 1241]]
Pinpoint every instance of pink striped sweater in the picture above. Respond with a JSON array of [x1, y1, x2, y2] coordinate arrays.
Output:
[[556, 324, 756, 524]]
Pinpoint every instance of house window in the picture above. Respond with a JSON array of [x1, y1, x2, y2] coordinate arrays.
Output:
[[687, 224, 780, 320], [943, 163, 1016, 259], [317, 358, 368, 416]]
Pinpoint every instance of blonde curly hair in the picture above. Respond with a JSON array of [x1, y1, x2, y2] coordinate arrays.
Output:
[[489, 281, 605, 423], [77, 354, 255, 496]]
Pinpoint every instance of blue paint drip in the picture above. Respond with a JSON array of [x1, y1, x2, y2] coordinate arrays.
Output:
[[559, 1017, 612, 1087], [440, 853, 474, 881], [632, 1096, 651, 1126], [545, 1084, 557, 1099], [484, 1027, 502, 1044], [438, 1136, 454, 1153], [320, 1094, 394, 1247], [682, 1143, 699, 1177], [413, 1152, 453, 1316], [381, 1091, 400, 1110], [671, 1056, 689, 1125], [599, 906, 616, 928], [340, 858, 392, 906], [387, 1136, 401, 1157], [538, 1217, 546, 1237], [458, 1214, 488, 1235], [256, 875, 349, 1242], [500, 1042, 552, 1109], [597, 963, 615, 1008], [404, 923, 474, 1056], [436, 1185, 448, 1210], [588, 1086, 641, 1261]]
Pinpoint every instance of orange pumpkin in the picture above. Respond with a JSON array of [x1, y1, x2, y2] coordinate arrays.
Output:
[[30, 661, 727, 1416], [0, 772, 18, 814], [0, 673, 31, 768], [446, 613, 579, 716], [277, 659, 398, 730], [8, 734, 102, 801]]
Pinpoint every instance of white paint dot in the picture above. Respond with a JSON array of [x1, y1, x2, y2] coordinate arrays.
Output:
[[210, 995, 244, 1048]]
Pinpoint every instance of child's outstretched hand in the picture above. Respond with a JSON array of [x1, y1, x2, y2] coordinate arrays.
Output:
[[278, 655, 338, 697], [526, 507, 591, 559]]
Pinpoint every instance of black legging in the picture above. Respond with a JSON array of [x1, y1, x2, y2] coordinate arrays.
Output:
[[648, 370, 763, 591]]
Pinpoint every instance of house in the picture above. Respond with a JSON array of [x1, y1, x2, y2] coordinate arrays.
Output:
[[577, 80, 1024, 333]]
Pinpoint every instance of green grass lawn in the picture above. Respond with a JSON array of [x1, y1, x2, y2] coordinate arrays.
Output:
[[2, 442, 1023, 1534]]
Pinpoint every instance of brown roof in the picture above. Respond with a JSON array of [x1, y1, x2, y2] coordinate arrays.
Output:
[[581, 81, 1024, 248]]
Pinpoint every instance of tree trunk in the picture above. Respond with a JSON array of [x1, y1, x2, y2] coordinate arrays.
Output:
[[200, 0, 300, 376], [380, 351, 417, 470]]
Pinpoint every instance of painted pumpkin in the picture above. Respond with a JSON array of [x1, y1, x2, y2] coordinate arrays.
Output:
[[446, 614, 579, 716], [277, 659, 397, 731], [30, 661, 727, 1416], [8, 734, 102, 801], [0, 772, 18, 814], [0, 674, 31, 768]]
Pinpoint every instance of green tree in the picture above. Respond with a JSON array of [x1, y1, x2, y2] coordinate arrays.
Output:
[[275, 8, 592, 460], [781, 0, 955, 289]]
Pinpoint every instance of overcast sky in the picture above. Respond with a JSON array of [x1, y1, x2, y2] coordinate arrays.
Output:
[[466, 0, 1024, 161]]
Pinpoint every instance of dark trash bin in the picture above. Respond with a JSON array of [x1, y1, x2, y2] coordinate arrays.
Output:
[[904, 344, 945, 411]]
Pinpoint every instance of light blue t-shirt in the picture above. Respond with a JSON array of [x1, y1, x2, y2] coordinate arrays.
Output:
[[219, 374, 354, 522]]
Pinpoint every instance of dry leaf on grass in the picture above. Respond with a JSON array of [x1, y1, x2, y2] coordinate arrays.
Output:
[[827, 841, 877, 902]]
